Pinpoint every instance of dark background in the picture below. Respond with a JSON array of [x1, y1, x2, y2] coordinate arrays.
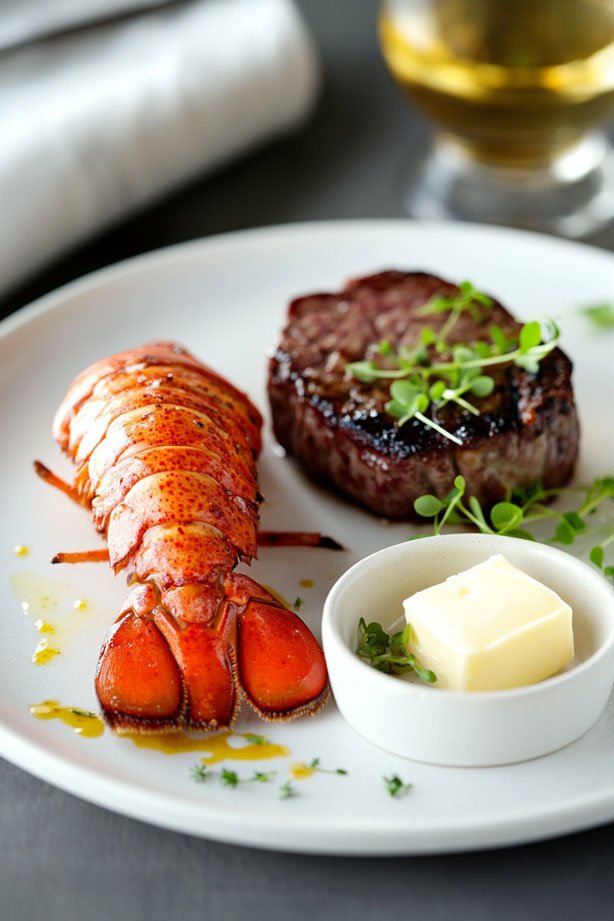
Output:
[[2, 1, 614, 919]]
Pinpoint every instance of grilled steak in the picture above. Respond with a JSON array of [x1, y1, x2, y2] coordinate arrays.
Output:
[[267, 271, 579, 519]]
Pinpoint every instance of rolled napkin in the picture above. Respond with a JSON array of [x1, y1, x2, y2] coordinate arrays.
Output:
[[0, 0, 319, 296], [0, 0, 172, 51]]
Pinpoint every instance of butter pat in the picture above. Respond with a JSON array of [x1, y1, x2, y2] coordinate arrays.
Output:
[[403, 555, 574, 691]]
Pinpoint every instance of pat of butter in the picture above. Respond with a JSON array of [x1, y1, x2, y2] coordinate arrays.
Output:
[[403, 555, 574, 691]]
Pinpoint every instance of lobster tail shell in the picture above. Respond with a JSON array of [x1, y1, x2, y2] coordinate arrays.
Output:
[[54, 342, 329, 733]]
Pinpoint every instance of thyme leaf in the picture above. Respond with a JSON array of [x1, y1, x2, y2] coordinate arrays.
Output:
[[356, 619, 437, 683], [384, 775, 412, 798]]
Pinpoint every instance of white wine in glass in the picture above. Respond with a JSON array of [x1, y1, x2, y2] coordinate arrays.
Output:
[[379, 0, 614, 236]]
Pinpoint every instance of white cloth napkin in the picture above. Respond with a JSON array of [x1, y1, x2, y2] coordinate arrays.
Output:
[[0, 0, 319, 296]]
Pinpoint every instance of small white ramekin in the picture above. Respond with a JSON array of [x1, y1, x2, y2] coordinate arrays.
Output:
[[322, 534, 614, 767]]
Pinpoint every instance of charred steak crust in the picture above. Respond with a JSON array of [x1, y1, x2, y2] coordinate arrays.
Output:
[[267, 271, 579, 519]]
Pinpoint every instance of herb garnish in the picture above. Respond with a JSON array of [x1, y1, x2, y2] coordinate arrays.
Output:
[[346, 281, 560, 445], [293, 758, 348, 777], [279, 780, 298, 800], [221, 768, 276, 788], [582, 302, 614, 329], [191, 763, 212, 783], [356, 619, 437, 683], [414, 474, 614, 578], [244, 733, 268, 745], [384, 775, 412, 798], [191, 763, 276, 787]]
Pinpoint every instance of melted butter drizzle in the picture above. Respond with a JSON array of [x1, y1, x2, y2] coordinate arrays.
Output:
[[32, 641, 61, 666], [30, 700, 104, 737], [290, 762, 316, 779], [127, 730, 290, 762], [11, 571, 91, 665], [28, 700, 290, 762]]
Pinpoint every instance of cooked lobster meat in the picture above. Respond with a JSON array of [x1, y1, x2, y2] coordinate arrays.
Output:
[[39, 342, 330, 733], [268, 271, 579, 519]]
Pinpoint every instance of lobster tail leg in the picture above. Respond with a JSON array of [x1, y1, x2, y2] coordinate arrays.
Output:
[[229, 575, 330, 720]]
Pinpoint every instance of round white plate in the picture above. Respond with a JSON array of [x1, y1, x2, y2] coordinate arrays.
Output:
[[1, 220, 613, 855]]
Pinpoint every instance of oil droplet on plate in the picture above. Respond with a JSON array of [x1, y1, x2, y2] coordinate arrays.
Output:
[[13, 544, 29, 557], [11, 571, 94, 665], [29, 700, 104, 738], [32, 640, 60, 666], [299, 578, 314, 589], [127, 730, 290, 763]]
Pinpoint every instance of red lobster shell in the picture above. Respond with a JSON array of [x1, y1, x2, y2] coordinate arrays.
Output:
[[48, 342, 330, 733]]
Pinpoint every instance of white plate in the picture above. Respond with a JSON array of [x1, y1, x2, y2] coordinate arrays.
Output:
[[1, 220, 613, 855]]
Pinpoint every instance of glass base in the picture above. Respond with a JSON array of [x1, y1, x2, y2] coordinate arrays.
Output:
[[405, 133, 614, 238]]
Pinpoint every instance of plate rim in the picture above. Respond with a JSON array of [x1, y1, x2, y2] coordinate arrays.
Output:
[[2, 218, 612, 341]]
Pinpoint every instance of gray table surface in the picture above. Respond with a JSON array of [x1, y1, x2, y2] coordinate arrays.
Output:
[[2, 1, 614, 919]]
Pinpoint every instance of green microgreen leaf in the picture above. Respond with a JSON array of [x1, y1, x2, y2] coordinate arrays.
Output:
[[490, 502, 523, 532], [414, 494, 444, 517], [582, 303, 614, 329], [519, 321, 542, 352], [590, 545, 605, 568], [245, 733, 268, 745], [470, 375, 495, 397]]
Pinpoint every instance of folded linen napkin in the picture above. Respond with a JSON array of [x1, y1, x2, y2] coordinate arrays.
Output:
[[0, 0, 319, 296]]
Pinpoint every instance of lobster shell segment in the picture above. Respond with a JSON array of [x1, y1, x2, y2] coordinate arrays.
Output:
[[54, 342, 330, 733]]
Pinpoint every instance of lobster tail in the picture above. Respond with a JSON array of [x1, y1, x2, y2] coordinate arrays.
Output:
[[50, 342, 329, 733]]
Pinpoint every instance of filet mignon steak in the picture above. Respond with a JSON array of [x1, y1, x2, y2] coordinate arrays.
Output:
[[267, 271, 579, 519]]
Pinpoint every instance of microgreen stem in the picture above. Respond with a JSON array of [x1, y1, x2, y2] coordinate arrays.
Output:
[[414, 411, 463, 446]]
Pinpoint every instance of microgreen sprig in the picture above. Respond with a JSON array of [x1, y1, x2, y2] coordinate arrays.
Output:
[[414, 475, 614, 578], [415, 280, 493, 343], [582, 302, 614, 329], [356, 619, 437, 683]]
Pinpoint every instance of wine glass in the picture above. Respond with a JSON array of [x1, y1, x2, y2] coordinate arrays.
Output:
[[379, 0, 614, 237]]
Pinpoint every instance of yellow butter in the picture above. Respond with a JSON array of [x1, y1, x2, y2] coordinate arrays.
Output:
[[403, 554, 574, 691]]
